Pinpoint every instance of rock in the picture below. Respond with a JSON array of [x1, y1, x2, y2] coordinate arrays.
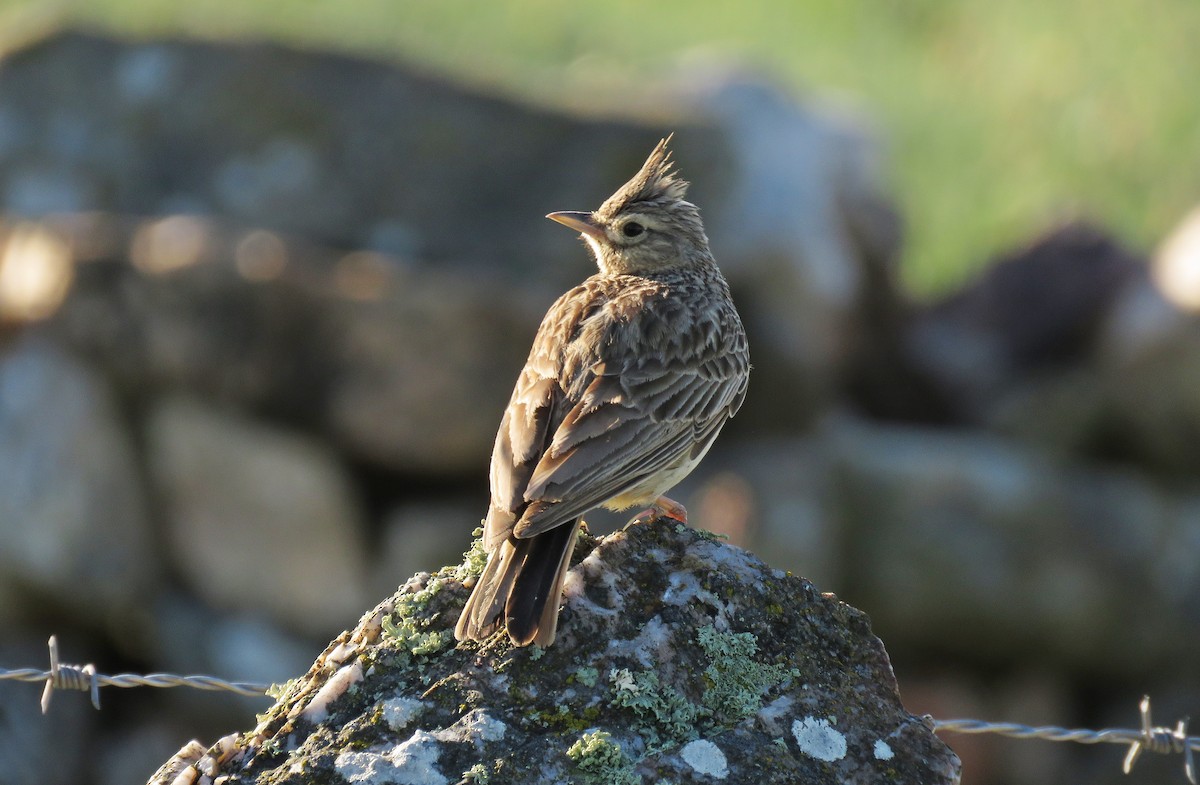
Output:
[[319, 270, 546, 471], [0, 332, 156, 631], [40, 213, 543, 473], [1151, 204, 1200, 311], [145, 395, 371, 637], [0, 31, 902, 436], [1049, 206, 1200, 476], [911, 221, 1144, 422], [821, 416, 1200, 673], [149, 523, 960, 785], [950, 210, 1200, 479], [662, 416, 1200, 676], [0, 31, 717, 277], [1000, 275, 1200, 478], [680, 68, 906, 426]]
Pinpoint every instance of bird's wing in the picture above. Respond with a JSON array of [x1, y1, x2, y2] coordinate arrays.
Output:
[[483, 283, 596, 550], [511, 296, 749, 539]]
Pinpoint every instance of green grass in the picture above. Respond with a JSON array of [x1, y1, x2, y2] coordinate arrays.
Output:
[[4, 0, 1198, 295]]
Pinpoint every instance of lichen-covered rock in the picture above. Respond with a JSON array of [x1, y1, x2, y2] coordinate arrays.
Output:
[[149, 522, 959, 785]]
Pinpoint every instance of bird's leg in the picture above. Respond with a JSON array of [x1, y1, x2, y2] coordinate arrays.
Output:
[[628, 496, 689, 527]]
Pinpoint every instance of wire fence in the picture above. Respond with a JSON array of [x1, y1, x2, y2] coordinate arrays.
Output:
[[0, 636, 1196, 783]]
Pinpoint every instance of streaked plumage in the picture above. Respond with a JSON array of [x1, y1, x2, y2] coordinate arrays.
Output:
[[455, 137, 750, 647]]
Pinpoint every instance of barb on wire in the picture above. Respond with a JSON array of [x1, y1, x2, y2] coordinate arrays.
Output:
[[934, 695, 1198, 784], [0, 636, 271, 713]]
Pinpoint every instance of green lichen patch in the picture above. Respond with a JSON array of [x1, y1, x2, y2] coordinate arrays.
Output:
[[454, 525, 490, 582], [608, 668, 699, 751], [381, 580, 453, 661], [697, 625, 799, 724], [572, 666, 599, 688], [566, 730, 641, 785]]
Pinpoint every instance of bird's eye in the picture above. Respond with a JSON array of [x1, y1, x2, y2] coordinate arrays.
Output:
[[622, 222, 645, 238]]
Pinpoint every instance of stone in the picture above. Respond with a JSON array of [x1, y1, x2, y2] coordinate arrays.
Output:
[[910, 221, 1144, 422], [145, 394, 371, 637], [1001, 280, 1200, 478], [148, 523, 960, 785], [821, 416, 1200, 673], [0, 332, 156, 629], [42, 213, 544, 473], [679, 66, 906, 428], [0, 31, 902, 437], [660, 416, 1200, 677], [319, 270, 546, 471], [1151, 204, 1200, 311]]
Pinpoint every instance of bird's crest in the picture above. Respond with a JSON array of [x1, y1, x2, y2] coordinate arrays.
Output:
[[599, 135, 689, 217]]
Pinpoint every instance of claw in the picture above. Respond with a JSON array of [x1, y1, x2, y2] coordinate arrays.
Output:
[[627, 496, 688, 527]]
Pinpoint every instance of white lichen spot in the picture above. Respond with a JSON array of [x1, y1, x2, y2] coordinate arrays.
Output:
[[335, 731, 448, 785], [610, 668, 638, 694], [873, 739, 894, 760], [680, 739, 728, 779], [432, 709, 507, 748], [791, 716, 847, 762], [301, 661, 362, 723], [381, 697, 425, 731]]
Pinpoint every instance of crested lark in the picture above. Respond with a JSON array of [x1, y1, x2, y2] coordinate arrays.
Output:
[[455, 137, 750, 647]]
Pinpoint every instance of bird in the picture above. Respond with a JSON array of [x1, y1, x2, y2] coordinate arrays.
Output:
[[454, 136, 750, 648]]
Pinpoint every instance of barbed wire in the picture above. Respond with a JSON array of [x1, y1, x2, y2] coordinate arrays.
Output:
[[0, 636, 1196, 782], [934, 696, 1197, 784], [0, 636, 271, 713]]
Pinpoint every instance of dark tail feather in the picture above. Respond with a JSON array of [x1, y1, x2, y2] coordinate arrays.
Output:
[[455, 538, 519, 643], [454, 520, 580, 647], [505, 520, 580, 647]]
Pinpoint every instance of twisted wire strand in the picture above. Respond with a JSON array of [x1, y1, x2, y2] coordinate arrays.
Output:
[[0, 636, 270, 713], [934, 695, 1197, 784]]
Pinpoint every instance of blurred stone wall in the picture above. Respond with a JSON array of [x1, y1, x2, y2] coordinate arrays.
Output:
[[0, 30, 1198, 785]]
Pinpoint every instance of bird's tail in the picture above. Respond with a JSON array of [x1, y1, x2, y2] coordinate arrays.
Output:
[[454, 521, 580, 647]]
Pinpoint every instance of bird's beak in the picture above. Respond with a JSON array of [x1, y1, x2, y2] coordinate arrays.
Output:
[[546, 211, 606, 242]]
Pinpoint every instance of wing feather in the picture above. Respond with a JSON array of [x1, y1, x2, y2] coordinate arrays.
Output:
[[488, 273, 749, 544]]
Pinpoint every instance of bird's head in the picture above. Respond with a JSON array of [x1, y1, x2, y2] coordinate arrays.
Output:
[[547, 136, 713, 276]]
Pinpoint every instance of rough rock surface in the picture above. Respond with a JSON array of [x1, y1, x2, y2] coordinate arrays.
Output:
[[148, 523, 960, 785]]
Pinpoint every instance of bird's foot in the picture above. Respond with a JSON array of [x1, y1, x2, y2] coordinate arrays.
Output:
[[627, 496, 688, 528]]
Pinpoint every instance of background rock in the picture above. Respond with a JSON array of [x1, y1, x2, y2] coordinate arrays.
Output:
[[0, 31, 904, 436], [146, 395, 370, 637], [0, 333, 155, 635], [909, 221, 1144, 424]]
